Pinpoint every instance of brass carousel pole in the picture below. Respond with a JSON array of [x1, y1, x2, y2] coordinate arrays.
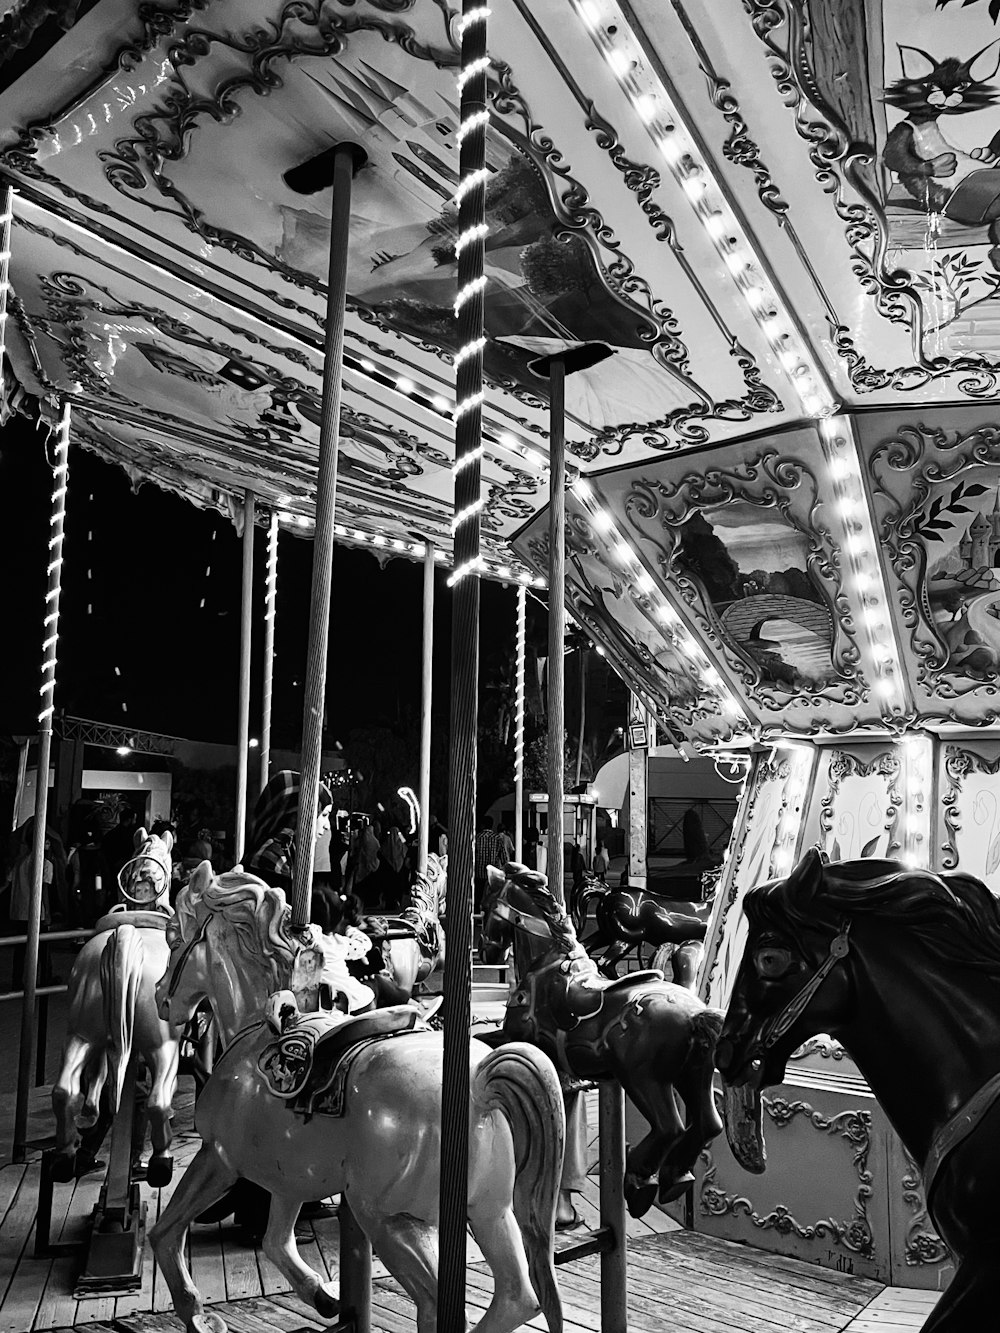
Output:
[[284, 140, 367, 931], [259, 511, 278, 794], [438, 1, 488, 1320], [234, 489, 255, 865], [14, 401, 70, 1162]]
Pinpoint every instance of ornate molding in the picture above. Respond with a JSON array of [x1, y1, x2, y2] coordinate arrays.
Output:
[[700, 1097, 874, 1258], [941, 745, 1000, 874], [901, 1146, 951, 1268], [820, 749, 901, 859], [621, 449, 866, 715]]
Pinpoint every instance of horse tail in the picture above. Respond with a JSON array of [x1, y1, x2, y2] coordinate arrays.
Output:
[[570, 876, 605, 935], [683, 1006, 724, 1071], [100, 924, 144, 1111], [471, 1042, 565, 1333]]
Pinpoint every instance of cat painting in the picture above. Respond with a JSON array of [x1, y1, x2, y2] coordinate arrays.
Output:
[[883, 41, 1000, 265]]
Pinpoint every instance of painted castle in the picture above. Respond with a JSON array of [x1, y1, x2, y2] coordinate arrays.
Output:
[[960, 492, 1000, 570]]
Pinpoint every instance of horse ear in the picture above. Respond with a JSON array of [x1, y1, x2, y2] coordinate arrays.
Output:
[[786, 847, 823, 894], [487, 865, 503, 890], [133, 827, 148, 851], [188, 860, 214, 896], [160, 829, 174, 853]]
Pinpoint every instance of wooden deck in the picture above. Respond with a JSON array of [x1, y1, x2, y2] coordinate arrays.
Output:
[[0, 1078, 941, 1333]]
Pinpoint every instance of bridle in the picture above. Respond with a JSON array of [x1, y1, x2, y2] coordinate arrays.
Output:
[[165, 916, 210, 998], [756, 919, 852, 1051], [118, 851, 170, 907], [488, 895, 554, 940]]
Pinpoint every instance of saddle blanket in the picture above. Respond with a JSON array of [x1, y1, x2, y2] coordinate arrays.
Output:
[[258, 1005, 421, 1119]]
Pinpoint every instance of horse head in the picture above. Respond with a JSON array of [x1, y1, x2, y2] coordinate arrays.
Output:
[[119, 827, 173, 911], [479, 862, 577, 968], [158, 861, 320, 1045]]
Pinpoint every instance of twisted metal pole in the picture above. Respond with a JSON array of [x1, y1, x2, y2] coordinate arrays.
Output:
[[259, 512, 278, 794], [234, 490, 255, 864], [438, 1, 488, 1320], [547, 358, 566, 903], [514, 582, 526, 860], [15, 401, 69, 1161]]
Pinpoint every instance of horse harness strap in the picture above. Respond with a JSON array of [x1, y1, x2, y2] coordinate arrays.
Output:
[[491, 898, 554, 939], [760, 920, 852, 1049], [922, 1068, 1000, 1209]]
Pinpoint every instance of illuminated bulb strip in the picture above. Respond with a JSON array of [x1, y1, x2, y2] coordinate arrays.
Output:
[[37, 402, 70, 726], [0, 186, 12, 403], [451, 0, 490, 586], [259, 511, 279, 789], [899, 732, 933, 869], [514, 583, 526, 782], [571, 0, 834, 419], [771, 742, 813, 877], [819, 416, 906, 716], [328, 519, 541, 586]]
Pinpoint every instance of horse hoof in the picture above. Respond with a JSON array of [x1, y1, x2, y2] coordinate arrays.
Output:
[[658, 1171, 696, 1205], [190, 1315, 227, 1333], [623, 1177, 657, 1218], [313, 1282, 340, 1317], [146, 1155, 174, 1188], [49, 1154, 76, 1184]]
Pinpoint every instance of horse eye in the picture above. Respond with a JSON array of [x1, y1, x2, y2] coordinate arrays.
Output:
[[754, 947, 793, 979]]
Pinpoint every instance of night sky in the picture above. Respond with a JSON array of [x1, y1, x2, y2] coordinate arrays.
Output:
[[0, 412, 524, 748]]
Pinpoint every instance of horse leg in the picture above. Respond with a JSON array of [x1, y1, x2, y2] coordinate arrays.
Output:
[[145, 1039, 180, 1187], [355, 1205, 443, 1333], [261, 1192, 339, 1318], [51, 1036, 90, 1182], [920, 1250, 1000, 1332], [622, 1079, 687, 1217], [672, 941, 703, 991], [467, 1201, 540, 1333], [653, 1063, 724, 1205], [149, 1141, 236, 1333], [597, 939, 631, 979]]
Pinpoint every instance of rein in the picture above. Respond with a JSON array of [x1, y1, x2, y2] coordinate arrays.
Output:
[[489, 897, 555, 940], [758, 920, 852, 1050]]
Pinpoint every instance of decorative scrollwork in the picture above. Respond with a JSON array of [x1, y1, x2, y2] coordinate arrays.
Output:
[[901, 1147, 951, 1268]]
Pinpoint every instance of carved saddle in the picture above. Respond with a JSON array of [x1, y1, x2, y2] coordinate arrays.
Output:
[[257, 1004, 421, 1119], [93, 906, 171, 933]]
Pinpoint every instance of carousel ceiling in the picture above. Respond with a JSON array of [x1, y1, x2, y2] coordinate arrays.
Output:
[[6, 0, 1000, 743]]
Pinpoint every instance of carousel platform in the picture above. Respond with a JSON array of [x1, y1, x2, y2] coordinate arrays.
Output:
[[0, 1082, 940, 1333]]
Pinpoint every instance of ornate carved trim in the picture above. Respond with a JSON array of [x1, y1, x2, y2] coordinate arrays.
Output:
[[820, 749, 902, 858], [941, 746, 1000, 874], [901, 1146, 951, 1268], [700, 1097, 874, 1258]]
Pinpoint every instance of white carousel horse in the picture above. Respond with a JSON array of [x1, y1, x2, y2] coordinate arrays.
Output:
[[378, 850, 447, 998], [152, 862, 565, 1333], [51, 828, 180, 1185]]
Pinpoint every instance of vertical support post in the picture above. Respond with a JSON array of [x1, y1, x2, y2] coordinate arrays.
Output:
[[627, 724, 648, 894], [439, 2, 488, 1322], [0, 183, 13, 402], [547, 357, 566, 903], [338, 1198, 372, 1333], [260, 512, 278, 794], [234, 491, 255, 864], [598, 1082, 628, 1333], [12, 738, 29, 830], [513, 582, 526, 861], [15, 401, 69, 1162], [290, 142, 364, 930], [417, 540, 435, 875]]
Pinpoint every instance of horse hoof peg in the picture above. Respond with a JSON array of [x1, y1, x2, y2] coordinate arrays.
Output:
[[49, 1154, 76, 1184], [190, 1315, 227, 1333], [314, 1283, 341, 1317], [624, 1177, 657, 1219], [146, 1155, 174, 1188], [658, 1171, 696, 1204]]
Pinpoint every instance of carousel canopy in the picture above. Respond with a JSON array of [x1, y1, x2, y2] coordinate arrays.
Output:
[[4, 0, 1000, 746]]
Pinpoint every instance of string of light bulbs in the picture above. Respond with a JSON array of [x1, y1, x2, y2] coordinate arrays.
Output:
[[38, 402, 70, 728], [0, 185, 12, 404]]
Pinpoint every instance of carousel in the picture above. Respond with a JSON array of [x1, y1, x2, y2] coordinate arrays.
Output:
[[2, 0, 1000, 1328]]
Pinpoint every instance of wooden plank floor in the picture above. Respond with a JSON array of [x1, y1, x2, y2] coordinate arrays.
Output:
[[0, 1080, 942, 1333]]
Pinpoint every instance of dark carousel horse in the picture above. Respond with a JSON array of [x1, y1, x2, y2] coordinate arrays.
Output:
[[717, 847, 1000, 1333], [571, 874, 713, 988], [481, 862, 723, 1218]]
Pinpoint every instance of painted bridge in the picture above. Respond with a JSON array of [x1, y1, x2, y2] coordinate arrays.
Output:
[[721, 593, 833, 645]]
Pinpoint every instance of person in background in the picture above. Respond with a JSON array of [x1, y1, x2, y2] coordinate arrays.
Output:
[[473, 814, 504, 911], [523, 825, 541, 872], [495, 820, 515, 865], [4, 817, 65, 986], [571, 837, 588, 895], [428, 812, 448, 859], [593, 839, 610, 882], [100, 806, 140, 897], [246, 771, 334, 910]]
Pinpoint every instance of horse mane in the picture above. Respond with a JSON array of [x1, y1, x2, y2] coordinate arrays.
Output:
[[504, 863, 579, 953], [177, 868, 297, 988], [748, 855, 1000, 982]]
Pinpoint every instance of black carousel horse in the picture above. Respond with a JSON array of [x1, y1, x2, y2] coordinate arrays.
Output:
[[481, 862, 723, 1218], [571, 874, 713, 987], [716, 847, 1000, 1333]]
